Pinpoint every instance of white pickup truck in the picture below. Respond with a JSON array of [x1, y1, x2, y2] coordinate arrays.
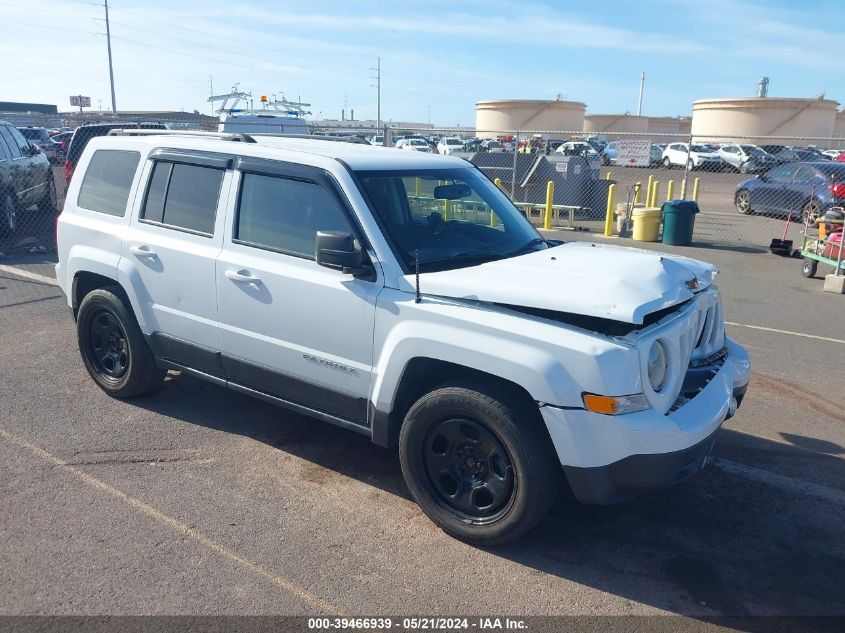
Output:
[[56, 130, 750, 544]]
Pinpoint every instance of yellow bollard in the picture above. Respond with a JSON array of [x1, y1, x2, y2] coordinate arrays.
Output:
[[494, 177, 502, 188], [652, 181, 661, 208], [606, 171, 612, 181], [415, 177, 421, 199], [646, 175, 654, 207], [692, 177, 701, 202], [680, 179, 687, 199], [666, 180, 674, 202], [634, 182, 642, 204], [604, 183, 616, 237], [543, 180, 555, 230]]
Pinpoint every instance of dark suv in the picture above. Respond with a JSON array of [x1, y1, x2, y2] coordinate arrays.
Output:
[[64, 122, 166, 184], [0, 121, 56, 236]]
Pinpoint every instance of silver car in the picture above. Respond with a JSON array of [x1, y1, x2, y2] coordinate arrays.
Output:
[[717, 144, 777, 174]]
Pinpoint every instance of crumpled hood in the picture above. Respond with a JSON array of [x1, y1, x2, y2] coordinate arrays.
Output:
[[403, 242, 717, 324]]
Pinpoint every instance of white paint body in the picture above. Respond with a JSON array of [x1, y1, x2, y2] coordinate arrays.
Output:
[[56, 134, 750, 473]]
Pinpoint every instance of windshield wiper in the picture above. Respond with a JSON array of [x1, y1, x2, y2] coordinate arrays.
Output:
[[505, 237, 548, 258], [417, 250, 504, 268]]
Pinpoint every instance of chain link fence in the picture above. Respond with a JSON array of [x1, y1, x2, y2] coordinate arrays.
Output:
[[2, 114, 843, 258]]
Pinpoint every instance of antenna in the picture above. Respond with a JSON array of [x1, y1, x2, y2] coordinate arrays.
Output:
[[414, 249, 421, 304]]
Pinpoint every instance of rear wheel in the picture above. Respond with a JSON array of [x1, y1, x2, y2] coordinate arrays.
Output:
[[802, 199, 821, 224], [1, 190, 17, 237], [399, 382, 559, 545], [77, 287, 166, 398], [735, 189, 752, 215], [37, 175, 57, 214], [802, 258, 818, 278]]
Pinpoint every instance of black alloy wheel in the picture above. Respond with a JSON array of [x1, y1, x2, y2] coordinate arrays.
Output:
[[422, 417, 515, 523]]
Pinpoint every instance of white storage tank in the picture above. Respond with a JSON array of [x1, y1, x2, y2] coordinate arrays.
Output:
[[475, 99, 586, 139], [583, 114, 648, 135], [691, 97, 839, 143]]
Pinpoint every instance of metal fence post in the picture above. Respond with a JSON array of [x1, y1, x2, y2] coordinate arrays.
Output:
[[604, 183, 616, 237], [681, 133, 693, 198], [511, 130, 519, 201], [543, 181, 555, 230]]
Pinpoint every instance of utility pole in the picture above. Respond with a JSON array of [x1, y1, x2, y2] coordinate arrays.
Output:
[[637, 72, 645, 116], [209, 76, 214, 115], [371, 57, 381, 129], [104, 0, 117, 116]]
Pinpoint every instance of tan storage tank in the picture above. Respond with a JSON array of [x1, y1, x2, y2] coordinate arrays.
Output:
[[584, 114, 648, 135], [834, 110, 845, 141], [692, 97, 839, 143], [475, 99, 586, 139], [644, 116, 692, 138]]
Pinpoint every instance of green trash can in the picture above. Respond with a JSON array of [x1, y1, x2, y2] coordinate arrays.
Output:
[[661, 199, 700, 246]]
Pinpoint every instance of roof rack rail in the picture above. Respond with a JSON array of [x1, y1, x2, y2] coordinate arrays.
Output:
[[248, 133, 370, 145], [107, 129, 257, 143]]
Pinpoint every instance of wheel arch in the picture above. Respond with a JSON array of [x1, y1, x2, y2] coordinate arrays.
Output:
[[371, 357, 542, 448], [72, 270, 124, 316]]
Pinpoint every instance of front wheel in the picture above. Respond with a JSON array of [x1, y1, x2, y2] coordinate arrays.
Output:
[[802, 258, 818, 278], [399, 382, 559, 545], [77, 287, 166, 398], [735, 189, 752, 215], [663, 157, 672, 169]]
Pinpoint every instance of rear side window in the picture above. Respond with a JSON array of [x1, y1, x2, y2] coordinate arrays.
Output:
[[0, 126, 22, 158], [235, 172, 351, 258], [141, 162, 223, 235], [77, 150, 141, 216]]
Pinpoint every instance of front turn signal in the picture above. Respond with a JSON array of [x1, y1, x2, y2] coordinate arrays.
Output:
[[583, 393, 650, 415]]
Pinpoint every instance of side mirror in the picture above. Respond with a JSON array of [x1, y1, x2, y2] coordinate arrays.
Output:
[[315, 231, 371, 277]]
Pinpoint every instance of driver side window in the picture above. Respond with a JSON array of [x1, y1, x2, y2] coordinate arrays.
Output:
[[235, 172, 353, 259]]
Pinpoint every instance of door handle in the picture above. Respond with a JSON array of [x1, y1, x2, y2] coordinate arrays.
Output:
[[225, 269, 261, 284], [129, 245, 157, 258]]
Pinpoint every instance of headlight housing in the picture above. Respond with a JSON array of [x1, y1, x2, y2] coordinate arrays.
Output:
[[647, 340, 669, 392]]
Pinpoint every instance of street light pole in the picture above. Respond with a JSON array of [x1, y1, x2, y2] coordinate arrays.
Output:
[[637, 72, 645, 116], [104, 0, 117, 117]]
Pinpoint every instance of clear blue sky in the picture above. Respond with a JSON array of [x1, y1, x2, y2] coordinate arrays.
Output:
[[2, 0, 842, 125]]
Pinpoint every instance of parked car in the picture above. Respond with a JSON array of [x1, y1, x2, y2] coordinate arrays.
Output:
[[662, 143, 723, 171], [717, 144, 778, 173], [64, 122, 167, 184], [822, 149, 843, 160], [50, 131, 74, 162], [767, 147, 829, 164], [734, 162, 845, 222], [18, 127, 60, 163], [436, 137, 465, 155], [395, 138, 431, 152], [56, 131, 749, 544], [554, 141, 598, 157], [0, 121, 57, 235], [368, 135, 385, 146], [462, 139, 483, 152], [480, 140, 505, 153], [758, 144, 789, 156]]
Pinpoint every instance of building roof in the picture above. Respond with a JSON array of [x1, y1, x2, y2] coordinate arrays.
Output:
[[0, 101, 58, 115]]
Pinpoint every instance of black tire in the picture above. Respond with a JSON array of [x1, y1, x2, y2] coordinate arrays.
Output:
[[0, 190, 16, 237], [802, 258, 818, 279], [687, 159, 696, 171], [735, 189, 752, 215], [76, 286, 166, 398], [662, 157, 672, 169], [739, 161, 749, 174], [37, 175, 57, 214], [399, 381, 559, 545], [802, 199, 821, 225]]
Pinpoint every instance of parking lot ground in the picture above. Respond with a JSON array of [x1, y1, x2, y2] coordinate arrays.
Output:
[[1, 243, 844, 619]]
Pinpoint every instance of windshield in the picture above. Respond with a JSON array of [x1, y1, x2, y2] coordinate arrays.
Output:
[[690, 145, 712, 152], [741, 145, 766, 156], [356, 167, 547, 272], [444, 139, 463, 146]]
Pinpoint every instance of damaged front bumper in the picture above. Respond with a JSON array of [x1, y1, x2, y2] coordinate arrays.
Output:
[[540, 337, 750, 505]]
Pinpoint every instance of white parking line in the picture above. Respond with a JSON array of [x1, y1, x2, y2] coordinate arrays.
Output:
[[0, 264, 59, 287], [725, 321, 845, 346], [712, 458, 845, 506]]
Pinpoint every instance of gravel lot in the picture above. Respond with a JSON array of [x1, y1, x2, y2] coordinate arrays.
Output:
[[1, 235, 844, 619]]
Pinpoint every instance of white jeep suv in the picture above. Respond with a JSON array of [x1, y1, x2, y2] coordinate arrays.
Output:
[[56, 130, 750, 544], [662, 142, 723, 171]]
